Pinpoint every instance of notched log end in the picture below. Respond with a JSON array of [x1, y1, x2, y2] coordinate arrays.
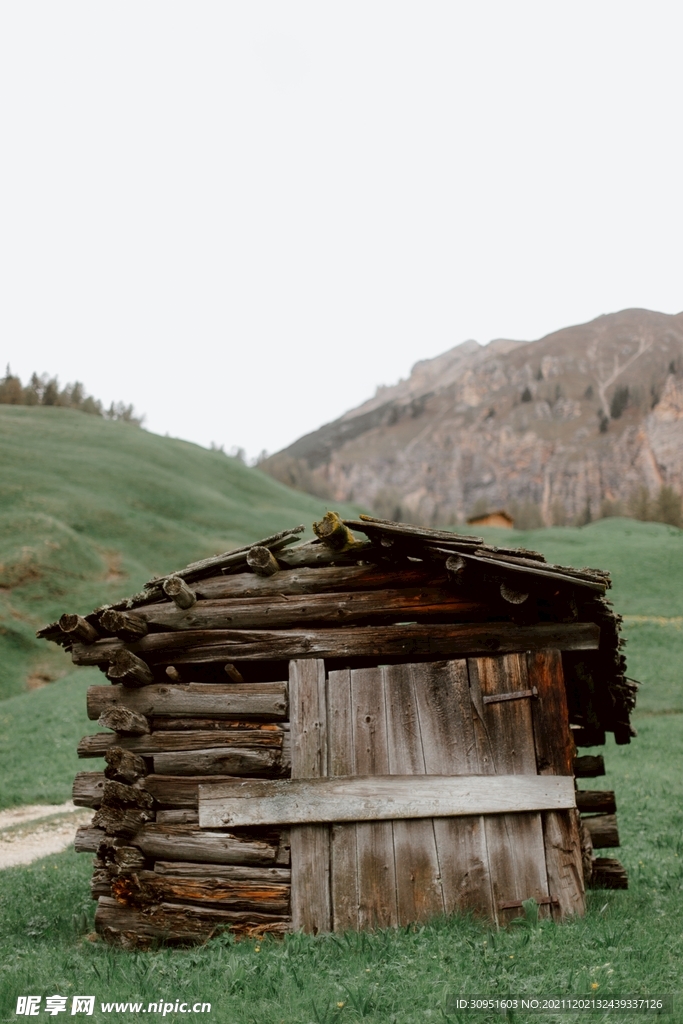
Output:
[[312, 511, 357, 551], [163, 576, 197, 609], [246, 546, 280, 577]]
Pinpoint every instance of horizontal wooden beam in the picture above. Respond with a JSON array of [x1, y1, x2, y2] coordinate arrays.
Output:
[[573, 755, 605, 778], [86, 682, 288, 721], [576, 790, 616, 814], [78, 726, 285, 758], [74, 622, 600, 668], [131, 824, 288, 866], [199, 774, 576, 828], [582, 813, 620, 849], [194, 564, 443, 601], [125, 588, 490, 632]]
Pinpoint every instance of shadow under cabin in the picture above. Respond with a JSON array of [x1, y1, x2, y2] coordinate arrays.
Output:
[[39, 512, 636, 947]]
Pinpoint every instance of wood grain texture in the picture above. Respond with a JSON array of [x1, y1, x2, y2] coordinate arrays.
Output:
[[153, 861, 290, 881], [74, 826, 105, 853], [527, 649, 585, 920], [117, 871, 290, 913], [119, 589, 489, 632], [86, 682, 288, 721], [78, 727, 286, 760], [351, 667, 398, 930], [193, 564, 443, 600], [289, 659, 331, 934], [199, 774, 575, 827], [72, 622, 601, 667], [383, 663, 444, 925], [143, 774, 238, 809], [131, 824, 283, 865], [469, 655, 551, 925], [95, 895, 289, 946], [152, 746, 284, 777], [73, 771, 105, 808], [583, 814, 620, 848], [576, 791, 616, 814], [327, 668, 359, 932], [413, 660, 494, 919]]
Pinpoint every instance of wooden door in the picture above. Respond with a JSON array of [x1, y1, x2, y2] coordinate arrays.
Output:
[[288, 651, 584, 932]]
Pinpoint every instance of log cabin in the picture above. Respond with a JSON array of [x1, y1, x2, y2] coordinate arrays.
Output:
[[40, 513, 635, 947]]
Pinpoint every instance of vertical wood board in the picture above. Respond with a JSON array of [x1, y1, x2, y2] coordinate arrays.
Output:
[[527, 649, 585, 919], [413, 659, 495, 919], [350, 667, 398, 929], [327, 668, 359, 932], [383, 663, 444, 924], [469, 655, 550, 924], [289, 659, 330, 933]]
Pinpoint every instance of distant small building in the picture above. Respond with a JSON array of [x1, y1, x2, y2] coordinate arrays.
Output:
[[467, 509, 514, 529]]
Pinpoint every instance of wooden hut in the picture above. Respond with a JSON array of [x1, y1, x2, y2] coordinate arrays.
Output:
[[467, 510, 515, 529], [39, 513, 635, 947]]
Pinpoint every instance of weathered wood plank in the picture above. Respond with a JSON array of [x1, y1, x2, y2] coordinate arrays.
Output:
[[193, 564, 443, 600], [132, 824, 284, 865], [527, 649, 586, 920], [469, 655, 551, 925], [573, 755, 605, 778], [72, 622, 601, 667], [199, 774, 576, 827], [74, 826, 105, 853], [289, 659, 331, 934], [153, 861, 291, 881], [156, 810, 199, 824], [73, 771, 106, 808], [152, 746, 285, 777], [583, 814, 620, 848], [125, 588, 490, 632], [327, 668, 359, 932], [117, 871, 290, 913], [453, 551, 607, 593], [350, 667, 398, 930], [143, 775, 235, 809], [79, 727, 285, 758], [411, 660, 495, 920], [97, 706, 150, 735], [86, 682, 288, 721], [95, 895, 289, 946], [576, 791, 616, 814], [383, 663, 444, 925], [277, 539, 373, 568]]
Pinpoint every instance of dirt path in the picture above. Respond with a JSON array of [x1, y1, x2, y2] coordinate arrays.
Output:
[[0, 802, 93, 869]]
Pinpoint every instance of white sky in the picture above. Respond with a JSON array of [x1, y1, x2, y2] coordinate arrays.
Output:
[[1, 2, 682, 459]]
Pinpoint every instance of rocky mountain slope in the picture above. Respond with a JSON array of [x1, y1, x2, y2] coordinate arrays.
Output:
[[261, 309, 683, 526]]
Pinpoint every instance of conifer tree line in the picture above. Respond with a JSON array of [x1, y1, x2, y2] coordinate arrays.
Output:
[[0, 366, 144, 426]]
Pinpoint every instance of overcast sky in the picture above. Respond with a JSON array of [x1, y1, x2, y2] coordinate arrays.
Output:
[[1, 2, 682, 459]]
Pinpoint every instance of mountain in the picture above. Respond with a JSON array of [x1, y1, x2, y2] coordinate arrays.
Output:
[[261, 308, 683, 526], [0, 406, 360, 698]]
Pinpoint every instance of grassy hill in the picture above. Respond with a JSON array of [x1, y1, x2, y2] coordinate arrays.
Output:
[[0, 405, 361, 700], [0, 402, 681, 808]]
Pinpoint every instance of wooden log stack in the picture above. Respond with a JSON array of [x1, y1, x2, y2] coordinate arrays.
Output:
[[42, 514, 634, 946]]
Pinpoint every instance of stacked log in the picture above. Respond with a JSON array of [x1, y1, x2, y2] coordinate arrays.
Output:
[[50, 513, 633, 944], [74, 678, 291, 947]]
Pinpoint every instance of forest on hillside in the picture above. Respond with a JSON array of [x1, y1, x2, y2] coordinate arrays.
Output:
[[0, 367, 143, 425]]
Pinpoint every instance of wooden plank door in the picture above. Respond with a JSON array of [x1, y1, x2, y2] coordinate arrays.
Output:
[[289, 652, 583, 933]]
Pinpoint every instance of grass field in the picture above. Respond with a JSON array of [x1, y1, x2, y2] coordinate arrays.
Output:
[[0, 714, 681, 1022], [0, 405, 360, 700], [1, 407, 682, 1021]]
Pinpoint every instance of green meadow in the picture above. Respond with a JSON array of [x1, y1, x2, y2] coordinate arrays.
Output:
[[0, 406, 682, 1021], [0, 405, 360, 701]]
